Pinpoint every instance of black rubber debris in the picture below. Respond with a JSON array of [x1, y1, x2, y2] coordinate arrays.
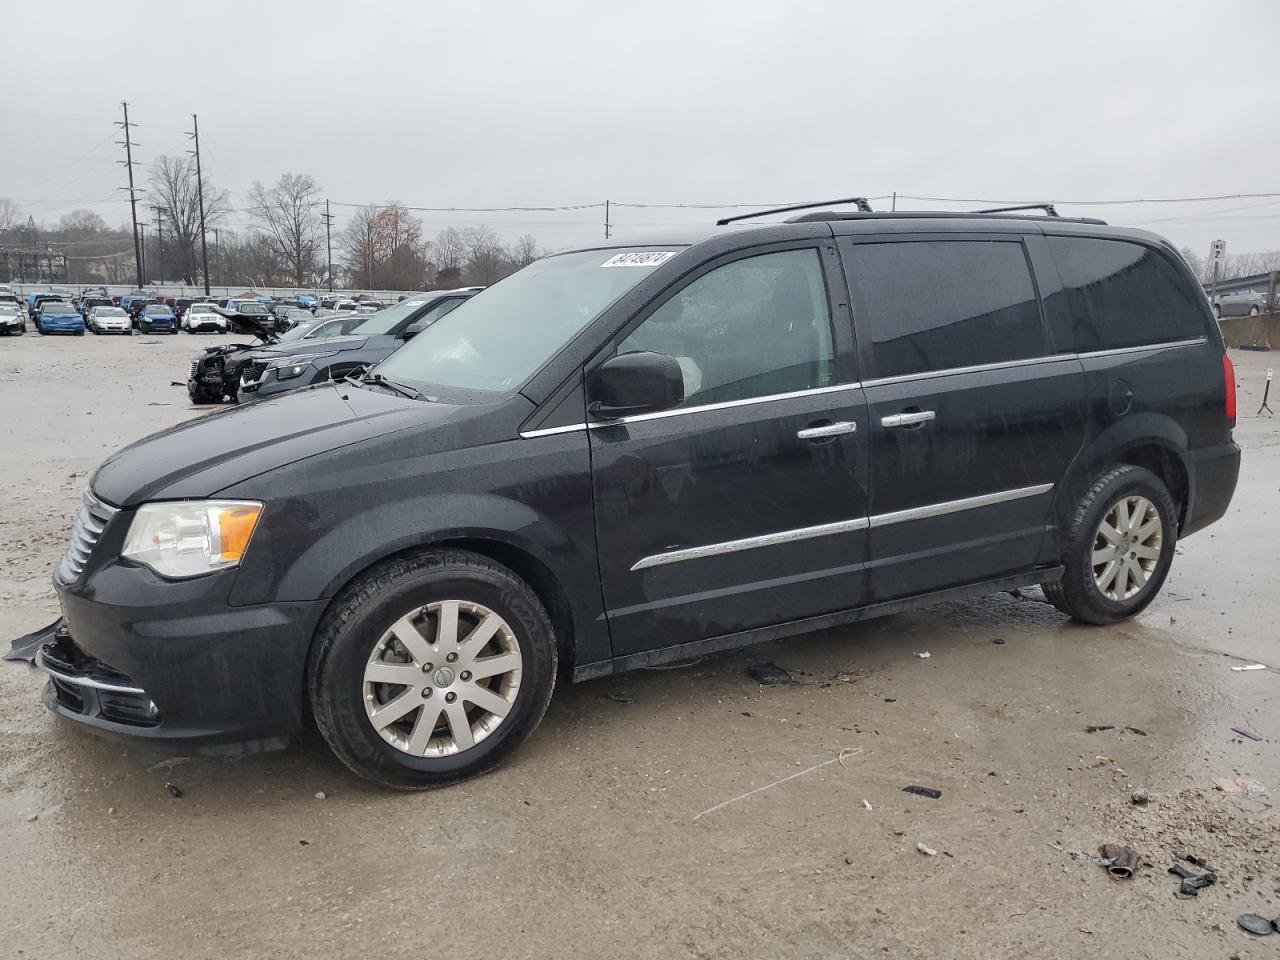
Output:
[[165, 782, 184, 798], [1237, 914, 1274, 936], [1125, 726, 1148, 736], [601, 693, 634, 704], [746, 663, 792, 685], [1168, 863, 1196, 879], [902, 785, 942, 799], [1085, 725, 1116, 733], [992, 638, 1006, 645], [1179, 872, 1217, 897], [1175, 852, 1218, 873]]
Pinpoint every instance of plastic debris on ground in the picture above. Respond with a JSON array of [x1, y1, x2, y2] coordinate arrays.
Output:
[[913, 651, 931, 659], [1236, 914, 1275, 936], [1098, 844, 1139, 879], [916, 842, 937, 857], [1212, 777, 1268, 797], [902, 784, 942, 799], [1085, 725, 1115, 733], [861, 799, 873, 811], [165, 783, 184, 798], [1178, 872, 1217, 898], [746, 663, 792, 685], [1231, 663, 1267, 671], [1130, 790, 1149, 805], [1231, 726, 1263, 741]]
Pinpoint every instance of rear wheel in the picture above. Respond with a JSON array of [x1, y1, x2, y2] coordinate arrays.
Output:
[[1043, 465, 1177, 625], [309, 549, 557, 789], [1213, 304, 1222, 319], [1249, 305, 1260, 316]]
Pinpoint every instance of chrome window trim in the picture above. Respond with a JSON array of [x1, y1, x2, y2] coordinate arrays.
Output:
[[867, 482, 1053, 528], [630, 482, 1054, 571], [590, 381, 867, 429], [630, 517, 870, 571], [519, 338, 1208, 438], [1075, 336, 1206, 360], [519, 422, 588, 439], [35, 648, 146, 695]]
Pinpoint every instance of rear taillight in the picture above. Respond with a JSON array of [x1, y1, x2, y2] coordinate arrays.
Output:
[[1222, 351, 1236, 428]]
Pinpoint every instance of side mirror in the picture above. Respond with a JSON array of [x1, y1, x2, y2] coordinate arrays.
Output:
[[588, 351, 685, 420]]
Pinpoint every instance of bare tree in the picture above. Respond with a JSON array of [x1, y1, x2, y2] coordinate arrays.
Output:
[[148, 154, 229, 284], [59, 209, 107, 234], [340, 205, 381, 288], [460, 225, 509, 285], [0, 197, 20, 232], [247, 172, 323, 287], [509, 233, 541, 269]]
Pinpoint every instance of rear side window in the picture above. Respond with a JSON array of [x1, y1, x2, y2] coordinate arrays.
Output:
[[846, 240, 1043, 378], [1046, 237, 1207, 351], [618, 248, 835, 407], [405, 298, 464, 335]]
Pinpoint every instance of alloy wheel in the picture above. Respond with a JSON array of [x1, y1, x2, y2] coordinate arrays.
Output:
[[362, 600, 523, 757], [1091, 495, 1163, 601]]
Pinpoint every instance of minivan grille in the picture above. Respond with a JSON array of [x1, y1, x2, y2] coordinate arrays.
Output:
[[189, 359, 198, 379], [56, 489, 117, 584]]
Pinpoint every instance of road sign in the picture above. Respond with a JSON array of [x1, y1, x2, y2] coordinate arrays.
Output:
[[1210, 239, 1226, 264]]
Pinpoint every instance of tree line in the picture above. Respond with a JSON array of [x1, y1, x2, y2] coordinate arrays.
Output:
[[0, 160, 543, 291]]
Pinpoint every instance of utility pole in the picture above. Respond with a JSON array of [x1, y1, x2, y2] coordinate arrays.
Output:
[[213, 228, 220, 290], [152, 206, 165, 282], [604, 199, 611, 240], [115, 101, 143, 289], [321, 199, 334, 293], [188, 114, 211, 296], [139, 225, 147, 283], [891, 191, 897, 212]]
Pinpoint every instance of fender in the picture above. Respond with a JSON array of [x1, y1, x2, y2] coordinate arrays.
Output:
[[1039, 411, 1192, 563]]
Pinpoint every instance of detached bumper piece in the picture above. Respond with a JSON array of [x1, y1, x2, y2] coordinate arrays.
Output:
[[36, 631, 160, 728]]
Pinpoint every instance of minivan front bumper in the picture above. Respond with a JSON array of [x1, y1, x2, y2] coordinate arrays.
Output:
[[47, 563, 326, 751]]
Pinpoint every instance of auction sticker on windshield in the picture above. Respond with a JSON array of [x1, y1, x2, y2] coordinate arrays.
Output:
[[600, 251, 677, 267]]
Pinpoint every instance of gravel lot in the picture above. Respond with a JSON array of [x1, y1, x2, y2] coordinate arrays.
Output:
[[1, 332, 1277, 960]]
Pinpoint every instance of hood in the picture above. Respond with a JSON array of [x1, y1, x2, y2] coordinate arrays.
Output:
[[255, 335, 375, 360], [92, 383, 440, 507], [214, 306, 279, 343]]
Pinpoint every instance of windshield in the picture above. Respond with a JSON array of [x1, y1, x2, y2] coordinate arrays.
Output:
[[278, 319, 326, 342], [377, 249, 677, 393], [348, 298, 429, 335], [97, 307, 127, 317], [239, 303, 268, 315], [44, 302, 77, 314], [0, 304, 17, 314], [189, 304, 215, 314]]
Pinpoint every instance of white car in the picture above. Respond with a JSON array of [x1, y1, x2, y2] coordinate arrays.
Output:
[[88, 306, 132, 335], [183, 302, 229, 334], [0, 302, 24, 334]]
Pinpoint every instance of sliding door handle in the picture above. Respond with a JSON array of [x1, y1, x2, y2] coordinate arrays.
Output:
[[797, 421, 858, 440], [881, 410, 936, 429]]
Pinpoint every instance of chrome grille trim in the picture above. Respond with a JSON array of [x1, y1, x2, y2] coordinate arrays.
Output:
[[56, 489, 118, 584]]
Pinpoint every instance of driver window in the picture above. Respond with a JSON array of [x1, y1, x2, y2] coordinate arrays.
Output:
[[405, 298, 464, 336], [617, 248, 834, 407]]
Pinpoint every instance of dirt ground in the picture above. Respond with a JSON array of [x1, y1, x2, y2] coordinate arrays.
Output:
[[1, 332, 1277, 960]]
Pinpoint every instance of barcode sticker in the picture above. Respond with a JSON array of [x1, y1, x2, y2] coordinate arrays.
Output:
[[600, 251, 677, 268]]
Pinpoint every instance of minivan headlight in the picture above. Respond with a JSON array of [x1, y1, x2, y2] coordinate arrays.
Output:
[[122, 501, 263, 578]]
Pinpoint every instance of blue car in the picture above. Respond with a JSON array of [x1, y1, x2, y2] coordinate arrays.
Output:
[[138, 304, 178, 334], [35, 301, 85, 335]]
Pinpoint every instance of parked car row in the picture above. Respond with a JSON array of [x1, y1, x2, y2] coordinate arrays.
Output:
[[188, 288, 481, 404], [0, 285, 416, 338]]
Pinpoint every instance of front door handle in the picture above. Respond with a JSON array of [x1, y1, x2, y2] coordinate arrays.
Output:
[[881, 410, 936, 429], [797, 420, 858, 440]]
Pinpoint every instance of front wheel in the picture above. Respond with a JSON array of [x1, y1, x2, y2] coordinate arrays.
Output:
[[1213, 304, 1222, 319], [308, 549, 557, 789], [1043, 465, 1177, 625], [1249, 305, 1260, 316]]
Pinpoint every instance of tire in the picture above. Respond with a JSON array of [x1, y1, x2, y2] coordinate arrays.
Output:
[[1043, 465, 1177, 625], [1213, 304, 1221, 319], [1249, 305, 1260, 316], [308, 548, 557, 790]]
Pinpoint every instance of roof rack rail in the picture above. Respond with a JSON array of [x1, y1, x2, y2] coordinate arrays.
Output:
[[716, 197, 873, 226], [974, 203, 1060, 218]]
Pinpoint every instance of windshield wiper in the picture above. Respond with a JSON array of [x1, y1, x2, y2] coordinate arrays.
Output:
[[360, 372, 423, 401]]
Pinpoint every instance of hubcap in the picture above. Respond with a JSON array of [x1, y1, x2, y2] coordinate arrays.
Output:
[[362, 600, 522, 757], [1091, 495, 1163, 601]]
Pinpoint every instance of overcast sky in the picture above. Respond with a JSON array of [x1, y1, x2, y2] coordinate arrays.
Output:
[[4, 0, 1279, 258]]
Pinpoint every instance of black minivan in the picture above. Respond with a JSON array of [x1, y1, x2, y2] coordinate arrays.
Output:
[[22, 204, 1240, 787]]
